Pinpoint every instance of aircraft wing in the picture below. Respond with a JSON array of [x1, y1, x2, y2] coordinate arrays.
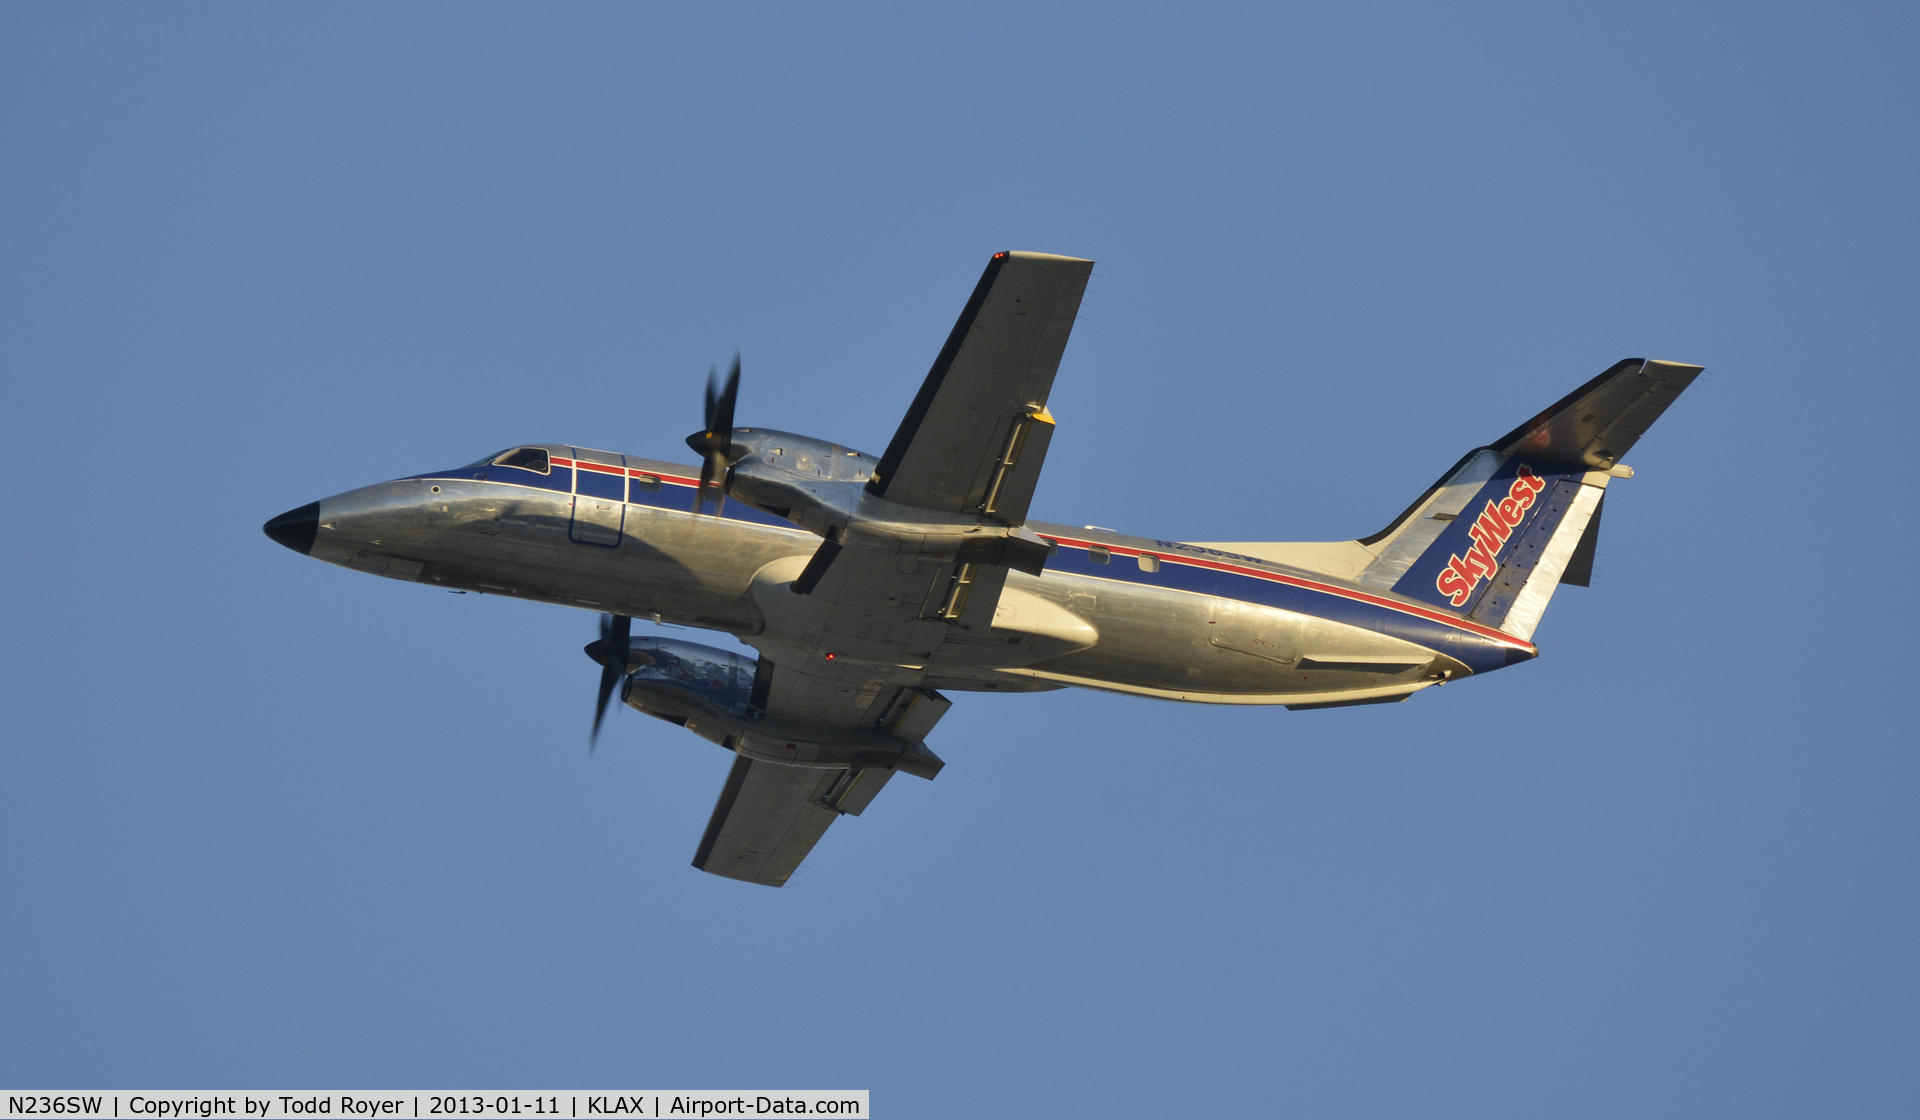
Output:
[[693, 251, 1094, 885], [866, 251, 1094, 525], [692, 662, 951, 887], [763, 251, 1098, 654], [692, 755, 858, 888]]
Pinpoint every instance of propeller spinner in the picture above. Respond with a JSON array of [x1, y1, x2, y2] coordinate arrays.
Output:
[[685, 355, 741, 513]]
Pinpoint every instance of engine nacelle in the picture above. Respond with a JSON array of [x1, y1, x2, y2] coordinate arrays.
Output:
[[617, 635, 944, 780], [722, 428, 1049, 575], [721, 429, 874, 536], [614, 636, 756, 721]]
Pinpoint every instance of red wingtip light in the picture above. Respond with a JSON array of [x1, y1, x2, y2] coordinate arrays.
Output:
[[992, 251, 1008, 259]]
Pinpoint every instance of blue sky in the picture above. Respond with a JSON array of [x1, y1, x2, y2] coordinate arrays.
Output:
[[3, 4, 1915, 1115]]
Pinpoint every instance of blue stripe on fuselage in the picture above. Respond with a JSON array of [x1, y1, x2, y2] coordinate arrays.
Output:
[[621, 478, 794, 526], [1040, 540, 1528, 675], [400, 465, 1525, 674]]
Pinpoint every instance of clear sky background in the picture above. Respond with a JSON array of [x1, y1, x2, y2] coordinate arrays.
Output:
[[3, 4, 1915, 1116]]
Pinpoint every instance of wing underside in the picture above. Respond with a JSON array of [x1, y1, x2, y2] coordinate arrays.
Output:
[[692, 755, 881, 886], [691, 664, 952, 887], [868, 251, 1093, 523]]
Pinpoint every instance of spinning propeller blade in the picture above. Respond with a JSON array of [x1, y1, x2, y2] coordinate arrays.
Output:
[[686, 354, 741, 513], [586, 612, 632, 750]]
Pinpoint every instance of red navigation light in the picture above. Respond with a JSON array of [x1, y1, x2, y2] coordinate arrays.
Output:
[[992, 251, 1008, 259]]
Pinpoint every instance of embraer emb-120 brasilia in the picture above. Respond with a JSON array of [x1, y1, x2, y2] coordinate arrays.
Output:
[[264, 251, 1701, 886]]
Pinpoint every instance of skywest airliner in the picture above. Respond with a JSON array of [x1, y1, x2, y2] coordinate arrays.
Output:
[[264, 251, 1701, 886]]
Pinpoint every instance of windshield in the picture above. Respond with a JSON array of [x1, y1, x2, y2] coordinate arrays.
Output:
[[493, 447, 551, 473]]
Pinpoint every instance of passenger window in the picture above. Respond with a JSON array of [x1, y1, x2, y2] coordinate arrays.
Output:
[[633, 474, 661, 493], [1088, 546, 1111, 564], [493, 447, 551, 474], [1137, 553, 1160, 573]]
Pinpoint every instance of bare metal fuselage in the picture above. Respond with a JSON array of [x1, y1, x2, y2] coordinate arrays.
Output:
[[302, 446, 1533, 708], [263, 339, 1695, 887]]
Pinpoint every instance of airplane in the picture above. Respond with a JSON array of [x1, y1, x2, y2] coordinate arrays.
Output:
[[263, 250, 1702, 887]]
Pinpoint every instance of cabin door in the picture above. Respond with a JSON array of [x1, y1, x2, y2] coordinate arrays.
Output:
[[568, 447, 626, 547]]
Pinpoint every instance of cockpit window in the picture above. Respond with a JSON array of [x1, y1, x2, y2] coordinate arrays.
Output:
[[493, 447, 551, 474], [465, 449, 511, 468]]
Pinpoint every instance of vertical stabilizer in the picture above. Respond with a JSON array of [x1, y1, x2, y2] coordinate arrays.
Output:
[[1357, 359, 1701, 639]]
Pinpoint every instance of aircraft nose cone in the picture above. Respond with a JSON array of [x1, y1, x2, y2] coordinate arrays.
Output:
[[263, 502, 320, 555]]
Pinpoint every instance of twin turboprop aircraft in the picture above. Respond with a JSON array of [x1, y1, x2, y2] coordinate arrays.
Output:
[[264, 251, 1702, 887]]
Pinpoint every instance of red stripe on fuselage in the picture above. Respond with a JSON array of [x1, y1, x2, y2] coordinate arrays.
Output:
[[1043, 534, 1534, 652], [548, 457, 700, 486], [473, 465, 1528, 652]]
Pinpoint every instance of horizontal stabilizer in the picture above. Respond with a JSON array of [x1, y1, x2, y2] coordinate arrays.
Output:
[[1493, 358, 1702, 470]]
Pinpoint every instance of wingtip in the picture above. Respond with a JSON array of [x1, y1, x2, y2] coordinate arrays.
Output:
[[1003, 250, 1094, 265]]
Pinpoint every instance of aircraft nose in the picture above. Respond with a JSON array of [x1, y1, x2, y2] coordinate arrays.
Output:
[[263, 502, 320, 555]]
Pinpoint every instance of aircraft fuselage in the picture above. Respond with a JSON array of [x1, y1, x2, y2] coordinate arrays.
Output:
[[271, 444, 1536, 710]]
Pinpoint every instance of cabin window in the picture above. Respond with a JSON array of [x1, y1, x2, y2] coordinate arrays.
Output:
[[1088, 546, 1111, 564], [1137, 553, 1160, 573], [633, 474, 662, 494], [493, 447, 551, 474]]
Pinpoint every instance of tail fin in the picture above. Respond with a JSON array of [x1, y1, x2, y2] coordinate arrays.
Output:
[[1356, 358, 1702, 639]]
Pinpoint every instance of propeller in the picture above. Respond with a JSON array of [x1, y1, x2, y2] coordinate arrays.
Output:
[[685, 354, 741, 513], [585, 612, 632, 750]]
